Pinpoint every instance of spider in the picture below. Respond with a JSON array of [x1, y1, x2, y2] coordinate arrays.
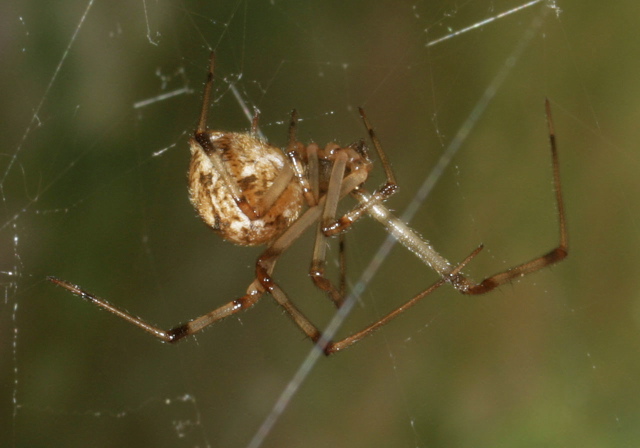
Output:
[[49, 52, 568, 355]]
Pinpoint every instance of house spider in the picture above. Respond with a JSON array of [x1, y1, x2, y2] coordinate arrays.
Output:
[[49, 52, 568, 355]]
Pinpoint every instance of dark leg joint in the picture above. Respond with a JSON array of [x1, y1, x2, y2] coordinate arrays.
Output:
[[544, 247, 568, 263], [323, 343, 335, 356], [463, 279, 498, 296], [323, 216, 354, 236], [378, 182, 399, 199], [167, 324, 191, 343], [311, 333, 334, 356]]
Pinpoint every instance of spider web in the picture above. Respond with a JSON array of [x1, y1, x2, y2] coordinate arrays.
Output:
[[2, 1, 637, 447]]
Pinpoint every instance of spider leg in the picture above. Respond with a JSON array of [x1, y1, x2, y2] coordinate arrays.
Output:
[[325, 245, 483, 354], [195, 51, 215, 134], [47, 189, 324, 344], [353, 187, 455, 275], [47, 276, 264, 343], [256, 159, 370, 338], [309, 222, 350, 307], [258, 240, 481, 355], [348, 100, 567, 294], [286, 109, 320, 207], [192, 132, 297, 221], [338, 234, 347, 300], [310, 145, 375, 308], [46, 182, 327, 344], [310, 223, 345, 307], [253, 159, 297, 214], [248, 110, 314, 214], [255, 204, 326, 342], [310, 150, 351, 307], [290, 115, 370, 308], [323, 109, 399, 236], [358, 107, 398, 198], [193, 52, 297, 220], [250, 107, 261, 137], [449, 98, 568, 294], [192, 52, 259, 220]]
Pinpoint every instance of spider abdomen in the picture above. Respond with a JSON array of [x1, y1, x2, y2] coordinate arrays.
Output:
[[188, 131, 303, 246]]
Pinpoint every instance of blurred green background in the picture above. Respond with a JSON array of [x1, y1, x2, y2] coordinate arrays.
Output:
[[2, 0, 639, 447]]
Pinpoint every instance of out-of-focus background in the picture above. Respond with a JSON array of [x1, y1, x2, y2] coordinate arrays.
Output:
[[2, 1, 638, 447]]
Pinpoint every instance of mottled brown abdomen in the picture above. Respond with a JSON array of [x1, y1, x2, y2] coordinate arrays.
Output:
[[188, 131, 303, 246]]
